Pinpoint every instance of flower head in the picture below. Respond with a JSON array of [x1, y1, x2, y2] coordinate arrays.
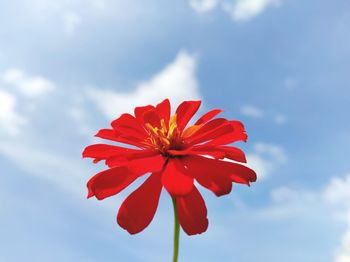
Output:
[[83, 99, 256, 235]]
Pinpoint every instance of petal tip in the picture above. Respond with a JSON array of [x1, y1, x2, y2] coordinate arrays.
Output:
[[87, 189, 94, 199], [184, 219, 209, 236]]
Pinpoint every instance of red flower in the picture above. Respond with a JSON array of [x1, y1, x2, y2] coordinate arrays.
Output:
[[83, 99, 256, 235]]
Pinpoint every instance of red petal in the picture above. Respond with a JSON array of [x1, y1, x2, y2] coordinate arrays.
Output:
[[187, 121, 234, 146], [161, 159, 193, 197], [95, 129, 147, 148], [186, 118, 226, 139], [127, 154, 165, 174], [117, 172, 162, 234], [105, 149, 157, 167], [95, 129, 120, 142], [83, 144, 141, 161], [190, 145, 247, 163], [194, 109, 223, 125], [143, 109, 161, 128], [134, 105, 155, 123], [156, 99, 171, 125], [182, 156, 233, 196], [176, 186, 208, 235], [111, 113, 147, 139], [190, 148, 226, 159], [204, 121, 247, 146], [87, 166, 139, 200], [216, 146, 247, 163], [167, 148, 226, 159], [186, 155, 256, 185], [227, 163, 257, 184], [175, 100, 201, 130], [87, 155, 165, 200]]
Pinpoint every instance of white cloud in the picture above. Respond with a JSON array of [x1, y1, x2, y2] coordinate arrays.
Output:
[[240, 105, 264, 118], [256, 186, 319, 221], [63, 12, 82, 35], [189, 0, 281, 22], [189, 0, 218, 13], [202, 175, 350, 261], [336, 213, 350, 262], [88, 51, 201, 118], [88, 0, 106, 10], [66, 105, 94, 136], [246, 142, 287, 179], [322, 174, 350, 262], [254, 142, 287, 164], [246, 153, 273, 179], [223, 0, 280, 22], [322, 172, 350, 255], [270, 186, 299, 202], [0, 139, 89, 197], [324, 175, 350, 209], [0, 87, 88, 197], [323, 175, 350, 262], [0, 70, 90, 196], [0, 90, 26, 135], [2, 68, 55, 97], [256, 174, 350, 223], [240, 105, 287, 125]]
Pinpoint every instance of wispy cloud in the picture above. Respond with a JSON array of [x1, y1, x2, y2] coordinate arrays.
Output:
[[189, 0, 218, 13], [240, 104, 287, 125], [246, 142, 287, 179], [0, 69, 87, 197], [240, 105, 264, 118], [335, 213, 350, 262], [223, 0, 280, 22], [0, 90, 26, 135], [323, 175, 350, 262], [0, 140, 89, 196], [260, 174, 350, 262], [88, 51, 201, 119], [256, 186, 319, 221], [190, 174, 348, 261], [189, 0, 281, 22], [324, 175, 350, 210], [1, 68, 55, 97], [0, 68, 55, 135]]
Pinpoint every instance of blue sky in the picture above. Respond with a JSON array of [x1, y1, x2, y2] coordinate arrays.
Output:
[[1, 0, 350, 261]]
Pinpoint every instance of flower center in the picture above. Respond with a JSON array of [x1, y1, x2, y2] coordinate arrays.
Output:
[[145, 114, 182, 155]]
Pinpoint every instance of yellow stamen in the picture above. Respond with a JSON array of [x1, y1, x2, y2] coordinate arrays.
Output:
[[160, 136, 171, 146], [160, 119, 168, 133], [145, 123, 159, 136], [168, 114, 177, 138]]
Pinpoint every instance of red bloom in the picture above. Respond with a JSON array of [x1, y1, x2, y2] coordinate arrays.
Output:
[[83, 99, 256, 235]]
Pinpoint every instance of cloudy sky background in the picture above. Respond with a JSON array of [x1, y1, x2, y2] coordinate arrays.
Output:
[[1, 0, 350, 261]]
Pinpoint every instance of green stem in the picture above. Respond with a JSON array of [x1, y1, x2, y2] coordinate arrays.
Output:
[[172, 198, 180, 262]]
